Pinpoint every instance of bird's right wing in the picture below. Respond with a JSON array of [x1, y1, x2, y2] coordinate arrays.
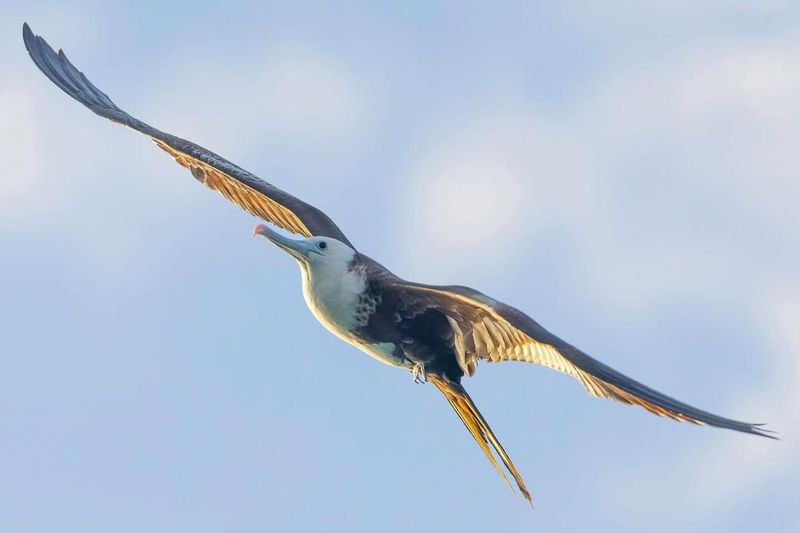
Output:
[[392, 280, 775, 438], [22, 23, 353, 247]]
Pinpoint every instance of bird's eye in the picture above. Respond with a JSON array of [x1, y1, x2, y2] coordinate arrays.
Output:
[[318, 241, 327, 250]]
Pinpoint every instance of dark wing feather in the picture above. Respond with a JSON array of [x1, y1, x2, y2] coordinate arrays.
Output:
[[22, 23, 352, 247], [392, 280, 776, 439]]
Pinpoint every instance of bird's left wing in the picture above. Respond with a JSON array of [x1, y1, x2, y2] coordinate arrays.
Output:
[[392, 280, 775, 438], [22, 23, 353, 247]]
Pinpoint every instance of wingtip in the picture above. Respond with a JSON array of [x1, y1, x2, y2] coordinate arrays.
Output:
[[751, 425, 779, 440], [21, 22, 48, 69], [22, 22, 35, 51]]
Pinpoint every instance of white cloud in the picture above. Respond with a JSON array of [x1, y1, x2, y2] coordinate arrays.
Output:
[[397, 112, 602, 281], [684, 281, 800, 505], [0, 7, 110, 221], [588, 33, 800, 225], [0, 89, 45, 215], [598, 281, 799, 522], [142, 42, 370, 161], [253, 47, 367, 143], [573, 34, 800, 310], [559, 1, 795, 26], [397, 29, 800, 311]]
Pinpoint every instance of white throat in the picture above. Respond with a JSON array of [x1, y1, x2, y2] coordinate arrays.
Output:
[[299, 252, 365, 336]]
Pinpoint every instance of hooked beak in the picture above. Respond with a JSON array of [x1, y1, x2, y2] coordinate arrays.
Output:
[[252, 224, 313, 260]]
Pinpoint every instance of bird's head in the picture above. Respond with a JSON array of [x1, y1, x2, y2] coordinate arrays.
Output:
[[252, 224, 355, 268]]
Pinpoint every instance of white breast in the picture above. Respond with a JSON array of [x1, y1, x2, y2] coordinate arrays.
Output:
[[300, 260, 365, 333], [298, 260, 406, 369]]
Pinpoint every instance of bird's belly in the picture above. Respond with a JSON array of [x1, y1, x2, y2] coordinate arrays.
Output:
[[357, 340, 408, 368], [318, 315, 407, 369], [304, 293, 408, 369]]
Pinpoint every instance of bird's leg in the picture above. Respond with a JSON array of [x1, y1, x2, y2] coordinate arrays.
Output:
[[411, 361, 427, 384]]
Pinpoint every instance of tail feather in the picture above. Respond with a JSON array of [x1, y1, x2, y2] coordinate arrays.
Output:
[[429, 375, 532, 504]]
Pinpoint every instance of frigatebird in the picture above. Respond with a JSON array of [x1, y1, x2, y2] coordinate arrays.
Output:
[[23, 23, 774, 504]]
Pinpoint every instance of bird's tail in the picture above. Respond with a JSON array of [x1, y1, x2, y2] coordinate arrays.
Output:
[[428, 374, 532, 504]]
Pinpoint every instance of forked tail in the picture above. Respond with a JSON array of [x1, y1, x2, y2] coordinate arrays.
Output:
[[428, 374, 532, 504]]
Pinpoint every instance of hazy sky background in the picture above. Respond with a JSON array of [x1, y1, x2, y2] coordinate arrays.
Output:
[[2, 1, 799, 531]]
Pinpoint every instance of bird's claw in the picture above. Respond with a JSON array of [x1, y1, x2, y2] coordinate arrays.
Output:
[[411, 362, 427, 384]]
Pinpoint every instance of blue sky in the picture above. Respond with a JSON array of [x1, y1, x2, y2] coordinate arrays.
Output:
[[2, 1, 799, 531]]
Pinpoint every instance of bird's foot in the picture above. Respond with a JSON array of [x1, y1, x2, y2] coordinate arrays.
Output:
[[411, 362, 427, 384]]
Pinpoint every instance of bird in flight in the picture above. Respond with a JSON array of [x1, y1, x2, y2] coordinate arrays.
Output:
[[23, 23, 774, 505]]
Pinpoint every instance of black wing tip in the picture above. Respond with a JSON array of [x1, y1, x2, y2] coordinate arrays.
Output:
[[682, 408, 776, 438], [22, 22, 127, 121], [709, 419, 777, 439], [22, 22, 38, 57], [671, 411, 778, 439], [742, 423, 779, 440]]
